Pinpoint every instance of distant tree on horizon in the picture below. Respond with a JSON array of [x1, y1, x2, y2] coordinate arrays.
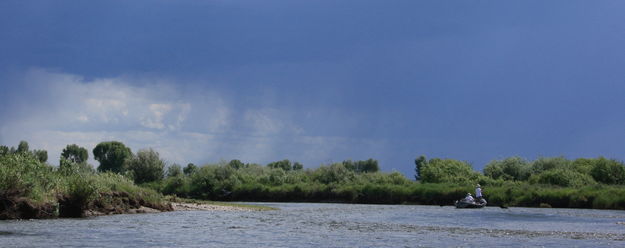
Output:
[[414, 155, 427, 181], [32, 149, 48, 163], [343, 158, 379, 173], [167, 163, 183, 177], [125, 148, 165, 184], [16, 140, 29, 154], [268, 159, 292, 171], [93, 141, 132, 173], [184, 163, 198, 176], [228, 159, 245, 169], [61, 144, 89, 164], [0, 145, 8, 156], [293, 162, 304, 170]]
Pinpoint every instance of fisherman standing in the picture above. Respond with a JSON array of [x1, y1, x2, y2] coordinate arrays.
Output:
[[475, 184, 482, 200]]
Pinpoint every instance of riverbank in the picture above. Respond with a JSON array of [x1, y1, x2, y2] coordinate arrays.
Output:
[[168, 197, 278, 211], [0, 153, 172, 219], [2, 196, 274, 219]]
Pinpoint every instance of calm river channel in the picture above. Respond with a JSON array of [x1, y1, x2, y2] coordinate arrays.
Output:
[[2, 203, 625, 247]]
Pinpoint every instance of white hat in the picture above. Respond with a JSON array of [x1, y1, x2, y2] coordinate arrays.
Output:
[[476, 184, 481, 187]]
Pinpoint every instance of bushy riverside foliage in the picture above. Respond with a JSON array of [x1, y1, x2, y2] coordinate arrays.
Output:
[[0, 145, 168, 219], [3, 140, 625, 212], [124, 149, 166, 184], [145, 155, 625, 209], [148, 160, 410, 204]]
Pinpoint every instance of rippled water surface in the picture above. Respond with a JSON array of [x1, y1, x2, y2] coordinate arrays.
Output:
[[2, 203, 625, 247]]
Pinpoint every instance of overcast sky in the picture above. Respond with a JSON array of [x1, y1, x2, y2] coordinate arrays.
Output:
[[1, 1, 624, 176]]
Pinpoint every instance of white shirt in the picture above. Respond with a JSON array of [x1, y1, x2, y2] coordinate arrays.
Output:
[[475, 187, 482, 198]]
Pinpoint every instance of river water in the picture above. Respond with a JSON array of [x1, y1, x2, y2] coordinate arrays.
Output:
[[2, 203, 625, 247]]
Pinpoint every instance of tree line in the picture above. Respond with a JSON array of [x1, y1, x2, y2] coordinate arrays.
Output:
[[414, 155, 625, 187], [3, 139, 625, 209]]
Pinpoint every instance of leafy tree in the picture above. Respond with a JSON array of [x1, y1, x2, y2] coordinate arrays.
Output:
[[32, 149, 48, 163], [342, 160, 355, 171], [343, 159, 379, 173], [420, 158, 478, 183], [312, 163, 355, 184], [184, 163, 198, 176], [59, 158, 94, 175], [125, 148, 165, 184], [530, 157, 571, 175], [528, 168, 596, 187], [414, 155, 427, 180], [572, 158, 596, 175], [228, 159, 244, 169], [93, 141, 132, 173], [268, 159, 292, 171], [590, 158, 625, 185], [61, 144, 89, 164], [167, 163, 183, 178], [0, 145, 9, 156], [189, 165, 218, 199], [360, 159, 379, 173], [483, 156, 530, 181], [292, 162, 304, 170], [16, 140, 29, 154]]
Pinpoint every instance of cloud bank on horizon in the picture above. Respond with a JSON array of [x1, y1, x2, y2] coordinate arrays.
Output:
[[1, 1, 625, 176], [0, 69, 387, 169]]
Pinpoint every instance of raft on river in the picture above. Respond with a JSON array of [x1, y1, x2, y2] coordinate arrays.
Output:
[[454, 198, 487, 208]]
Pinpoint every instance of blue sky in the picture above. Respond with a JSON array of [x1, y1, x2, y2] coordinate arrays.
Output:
[[1, 1, 624, 176]]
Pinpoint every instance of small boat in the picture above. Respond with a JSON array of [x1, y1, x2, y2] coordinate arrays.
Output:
[[455, 198, 487, 208]]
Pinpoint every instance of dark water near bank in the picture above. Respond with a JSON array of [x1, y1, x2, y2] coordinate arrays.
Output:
[[2, 203, 625, 247]]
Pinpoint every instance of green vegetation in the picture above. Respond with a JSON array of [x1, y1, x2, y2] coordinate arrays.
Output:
[[0, 142, 170, 220], [61, 144, 89, 164], [3, 139, 625, 219], [93, 141, 132, 173], [145, 155, 625, 210], [125, 148, 165, 184]]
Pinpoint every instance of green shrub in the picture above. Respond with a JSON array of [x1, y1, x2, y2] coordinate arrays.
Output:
[[125, 149, 165, 184], [0, 154, 58, 203], [590, 158, 625, 185], [530, 157, 571, 175], [484, 156, 530, 181], [529, 168, 596, 187], [420, 158, 479, 184]]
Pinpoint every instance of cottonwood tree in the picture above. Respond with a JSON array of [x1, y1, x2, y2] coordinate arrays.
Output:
[[184, 163, 198, 176], [61, 144, 89, 164], [16, 140, 29, 154], [124, 148, 165, 184], [228, 159, 245, 169], [268, 159, 292, 171], [293, 162, 304, 170], [93, 141, 132, 173], [32, 149, 48, 163], [167, 163, 183, 177]]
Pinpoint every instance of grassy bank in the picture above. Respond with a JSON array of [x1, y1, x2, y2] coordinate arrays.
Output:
[[4, 140, 625, 216], [0, 154, 171, 219], [145, 161, 625, 210]]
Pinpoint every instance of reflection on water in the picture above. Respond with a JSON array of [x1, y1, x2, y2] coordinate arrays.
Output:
[[2, 203, 625, 247]]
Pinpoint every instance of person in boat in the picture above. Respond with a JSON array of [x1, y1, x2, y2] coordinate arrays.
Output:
[[475, 184, 482, 200], [475, 184, 487, 205], [464, 193, 474, 203]]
